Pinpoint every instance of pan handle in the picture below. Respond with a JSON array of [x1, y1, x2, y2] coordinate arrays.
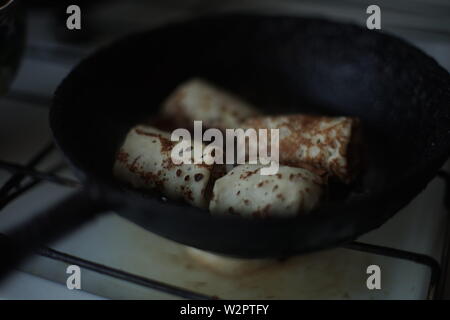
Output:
[[0, 191, 106, 279]]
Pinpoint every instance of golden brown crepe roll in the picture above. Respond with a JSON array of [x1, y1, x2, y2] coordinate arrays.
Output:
[[162, 78, 259, 130], [243, 115, 362, 183], [113, 125, 216, 208], [209, 164, 324, 218]]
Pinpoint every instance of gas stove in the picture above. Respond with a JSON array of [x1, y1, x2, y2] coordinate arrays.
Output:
[[0, 2, 449, 299]]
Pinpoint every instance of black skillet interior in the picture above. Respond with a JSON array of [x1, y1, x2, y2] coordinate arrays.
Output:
[[50, 14, 450, 258]]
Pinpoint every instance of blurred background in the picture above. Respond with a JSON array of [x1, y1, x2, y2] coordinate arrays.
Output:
[[4, 0, 449, 107], [26, 0, 450, 60]]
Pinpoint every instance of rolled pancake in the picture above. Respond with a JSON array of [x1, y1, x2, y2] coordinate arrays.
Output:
[[210, 164, 324, 218], [162, 78, 259, 130], [243, 115, 362, 183], [113, 125, 215, 208]]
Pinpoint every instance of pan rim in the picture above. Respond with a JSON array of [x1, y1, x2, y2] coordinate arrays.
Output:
[[49, 13, 450, 256]]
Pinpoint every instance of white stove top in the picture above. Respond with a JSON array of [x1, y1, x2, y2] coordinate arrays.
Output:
[[0, 3, 449, 299]]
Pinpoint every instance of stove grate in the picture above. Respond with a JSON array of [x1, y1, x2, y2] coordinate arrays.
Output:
[[0, 142, 448, 299]]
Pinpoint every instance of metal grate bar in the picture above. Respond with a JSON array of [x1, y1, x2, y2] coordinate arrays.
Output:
[[2, 91, 53, 109], [35, 245, 215, 300], [26, 43, 89, 65], [0, 159, 80, 188], [0, 162, 68, 210], [344, 241, 441, 299], [25, 238, 442, 300], [0, 143, 54, 202]]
